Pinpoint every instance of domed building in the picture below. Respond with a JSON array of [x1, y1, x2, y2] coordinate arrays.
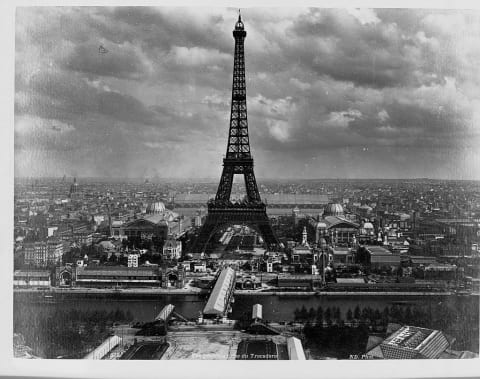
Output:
[[322, 203, 345, 217], [121, 201, 186, 242], [146, 201, 166, 214], [312, 202, 359, 246], [69, 177, 81, 199], [358, 220, 375, 244]]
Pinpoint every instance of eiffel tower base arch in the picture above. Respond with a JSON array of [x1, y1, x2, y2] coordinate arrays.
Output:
[[191, 203, 278, 254]]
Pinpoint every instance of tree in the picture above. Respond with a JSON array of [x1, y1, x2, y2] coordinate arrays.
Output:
[[299, 305, 308, 322], [389, 305, 403, 323], [382, 306, 390, 324], [315, 306, 324, 326], [333, 307, 341, 323], [293, 308, 300, 321], [373, 309, 382, 323], [346, 309, 353, 322], [324, 307, 332, 326], [361, 308, 369, 323], [404, 306, 413, 324], [354, 305, 361, 320]]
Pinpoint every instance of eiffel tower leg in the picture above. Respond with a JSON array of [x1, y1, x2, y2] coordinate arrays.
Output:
[[216, 165, 234, 202], [191, 216, 219, 254], [244, 166, 261, 202]]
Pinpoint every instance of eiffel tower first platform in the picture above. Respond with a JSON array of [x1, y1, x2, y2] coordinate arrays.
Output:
[[191, 13, 278, 255]]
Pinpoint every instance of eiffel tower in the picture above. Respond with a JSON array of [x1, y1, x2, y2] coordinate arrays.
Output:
[[192, 13, 278, 254]]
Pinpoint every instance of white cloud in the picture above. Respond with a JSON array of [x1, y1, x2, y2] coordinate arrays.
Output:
[[144, 142, 163, 149], [345, 8, 380, 25], [325, 109, 362, 128], [15, 115, 75, 135], [249, 94, 297, 120], [290, 77, 311, 91], [378, 109, 390, 123], [267, 119, 290, 142], [14, 7, 480, 179], [167, 46, 230, 67]]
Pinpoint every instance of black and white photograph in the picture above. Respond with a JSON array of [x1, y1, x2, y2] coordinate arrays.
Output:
[[4, 1, 480, 377]]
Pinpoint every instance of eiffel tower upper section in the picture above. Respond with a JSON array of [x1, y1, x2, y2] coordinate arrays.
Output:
[[214, 13, 261, 204], [227, 13, 250, 159]]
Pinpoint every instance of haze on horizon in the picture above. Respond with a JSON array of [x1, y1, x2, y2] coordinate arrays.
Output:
[[15, 7, 480, 180]]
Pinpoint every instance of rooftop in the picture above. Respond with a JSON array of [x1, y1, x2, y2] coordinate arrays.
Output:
[[203, 267, 235, 316], [77, 266, 159, 277]]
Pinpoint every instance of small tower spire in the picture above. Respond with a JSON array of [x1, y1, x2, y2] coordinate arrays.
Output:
[[235, 9, 244, 31], [302, 226, 308, 246]]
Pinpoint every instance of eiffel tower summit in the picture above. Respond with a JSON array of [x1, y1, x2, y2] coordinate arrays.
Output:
[[192, 12, 279, 255]]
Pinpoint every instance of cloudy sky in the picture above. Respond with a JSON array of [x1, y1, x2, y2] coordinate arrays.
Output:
[[14, 7, 480, 180]]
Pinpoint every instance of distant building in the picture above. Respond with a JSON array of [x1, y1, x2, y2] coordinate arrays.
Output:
[[357, 220, 376, 244], [14, 270, 51, 288], [127, 253, 139, 268], [291, 227, 312, 264], [424, 263, 458, 281], [366, 246, 401, 269], [55, 265, 75, 286], [122, 217, 168, 241], [366, 324, 478, 359], [54, 221, 91, 241], [313, 203, 359, 245], [409, 255, 438, 267], [73, 231, 93, 246], [119, 202, 188, 241], [331, 246, 354, 264], [75, 266, 162, 287], [69, 177, 80, 199], [162, 237, 182, 260], [24, 239, 63, 267], [235, 274, 262, 290]]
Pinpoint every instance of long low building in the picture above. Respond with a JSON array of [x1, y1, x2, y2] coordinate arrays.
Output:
[[367, 246, 401, 268], [14, 270, 51, 288], [75, 266, 162, 287]]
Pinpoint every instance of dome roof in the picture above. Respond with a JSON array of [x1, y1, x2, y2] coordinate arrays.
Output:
[[363, 222, 374, 229], [146, 201, 165, 214], [323, 203, 344, 217]]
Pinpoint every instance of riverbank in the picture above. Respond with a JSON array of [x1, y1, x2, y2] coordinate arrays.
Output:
[[14, 287, 478, 298], [14, 287, 208, 295]]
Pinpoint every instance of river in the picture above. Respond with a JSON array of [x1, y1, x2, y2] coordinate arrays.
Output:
[[14, 292, 478, 323], [13, 292, 479, 355]]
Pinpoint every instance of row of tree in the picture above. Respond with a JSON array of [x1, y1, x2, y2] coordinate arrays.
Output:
[[294, 304, 423, 327], [293, 300, 479, 353]]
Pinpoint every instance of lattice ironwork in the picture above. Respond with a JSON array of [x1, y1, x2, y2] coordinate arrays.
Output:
[[191, 14, 278, 254]]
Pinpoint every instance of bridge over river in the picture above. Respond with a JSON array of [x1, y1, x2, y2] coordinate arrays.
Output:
[[202, 267, 236, 319]]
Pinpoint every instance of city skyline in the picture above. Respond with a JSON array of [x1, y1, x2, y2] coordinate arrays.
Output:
[[15, 7, 480, 180]]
